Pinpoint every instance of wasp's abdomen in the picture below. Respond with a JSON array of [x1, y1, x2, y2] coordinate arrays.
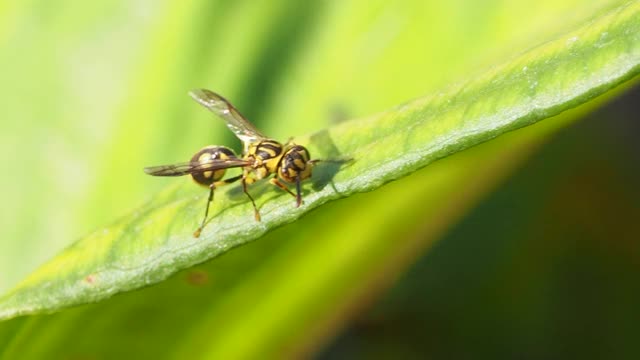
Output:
[[190, 145, 236, 186]]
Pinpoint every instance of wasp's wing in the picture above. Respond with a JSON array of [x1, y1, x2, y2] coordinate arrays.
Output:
[[189, 89, 267, 147], [144, 158, 250, 177]]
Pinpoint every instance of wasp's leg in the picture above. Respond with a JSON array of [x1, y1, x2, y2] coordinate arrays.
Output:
[[295, 176, 302, 207], [242, 174, 261, 221], [269, 177, 303, 207], [269, 178, 296, 197], [194, 175, 242, 238]]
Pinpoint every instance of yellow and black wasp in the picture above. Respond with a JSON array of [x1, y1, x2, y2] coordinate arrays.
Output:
[[144, 89, 321, 237]]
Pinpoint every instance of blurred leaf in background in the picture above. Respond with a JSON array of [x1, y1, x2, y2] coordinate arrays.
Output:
[[322, 87, 640, 359], [0, 0, 638, 359]]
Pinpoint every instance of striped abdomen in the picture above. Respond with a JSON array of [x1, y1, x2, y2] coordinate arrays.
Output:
[[190, 145, 236, 186]]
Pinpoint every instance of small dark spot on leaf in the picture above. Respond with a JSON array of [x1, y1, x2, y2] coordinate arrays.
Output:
[[84, 274, 96, 284], [186, 270, 209, 286]]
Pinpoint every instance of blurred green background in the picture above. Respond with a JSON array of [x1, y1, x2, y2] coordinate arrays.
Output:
[[320, 87, 640, 359], [0, 0, 638, 358]]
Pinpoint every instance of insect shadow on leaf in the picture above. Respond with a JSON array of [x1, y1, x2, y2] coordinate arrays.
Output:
[[308, 129, 354, 193]]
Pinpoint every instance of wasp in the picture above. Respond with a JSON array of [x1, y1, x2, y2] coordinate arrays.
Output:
[[144, 89, 322, 237]]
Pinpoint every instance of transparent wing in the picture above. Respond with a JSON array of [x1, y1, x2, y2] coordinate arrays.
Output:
[[189, 89, 267, 146], [144, 158, 250, 177]]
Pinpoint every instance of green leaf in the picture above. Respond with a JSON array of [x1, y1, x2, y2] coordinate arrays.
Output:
[[0, 0, 638, 322]]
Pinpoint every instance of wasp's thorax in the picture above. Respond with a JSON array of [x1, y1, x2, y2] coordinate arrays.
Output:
[[246, 139, 284, 179], [278, 145, 312, 183]]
